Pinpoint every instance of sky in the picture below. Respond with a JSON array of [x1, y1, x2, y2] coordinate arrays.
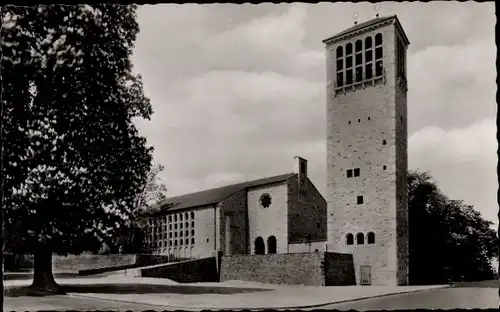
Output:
[[131, 2, 497, 227]]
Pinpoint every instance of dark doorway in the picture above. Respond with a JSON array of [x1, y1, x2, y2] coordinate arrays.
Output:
[[254, 237, 265, 255], [267, 236, 277, 254]]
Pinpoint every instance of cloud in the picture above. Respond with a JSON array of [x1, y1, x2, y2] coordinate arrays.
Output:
[[409, 118, 497, 226]]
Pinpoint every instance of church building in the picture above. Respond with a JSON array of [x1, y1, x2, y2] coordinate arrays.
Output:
[[144, 14, 410, 287], [144, 157, 327, 259]]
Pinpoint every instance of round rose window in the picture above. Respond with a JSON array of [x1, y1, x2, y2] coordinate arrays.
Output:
[[259, 193, 272, 208]]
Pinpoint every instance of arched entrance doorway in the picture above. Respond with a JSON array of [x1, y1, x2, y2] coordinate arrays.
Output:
[[254, 237, 265, 255]]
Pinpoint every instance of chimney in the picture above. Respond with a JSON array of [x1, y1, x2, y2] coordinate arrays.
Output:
[[294, 156, 308, 198]]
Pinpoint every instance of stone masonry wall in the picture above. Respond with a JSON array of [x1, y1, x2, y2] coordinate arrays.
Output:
[[325, 21, 402, 286], [220, 252, 355, 286], [220, 253, 324, 286], [287, 175, 328, 244], [218, 189, 248, 255]]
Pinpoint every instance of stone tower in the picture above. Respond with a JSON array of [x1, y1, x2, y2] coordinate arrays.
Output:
[[323, 15, 410, 286]]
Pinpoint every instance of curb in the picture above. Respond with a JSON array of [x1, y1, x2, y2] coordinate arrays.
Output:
[[67, 286, 451, 310]]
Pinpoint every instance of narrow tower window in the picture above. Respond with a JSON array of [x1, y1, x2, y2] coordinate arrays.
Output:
[[383, 139, 387, 145], [375, 33, 383, 76], [365, 37, 373, 79], [346, 43, 353, 85], [355, 39, 363, 82], [354, 168, 360, 177], [357, 196, 363, 204], [336, 46, 344, 87], [347, 169, 353, 178]]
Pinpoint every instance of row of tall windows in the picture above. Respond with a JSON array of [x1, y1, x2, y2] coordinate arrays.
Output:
[[336, 33, 384, 87]]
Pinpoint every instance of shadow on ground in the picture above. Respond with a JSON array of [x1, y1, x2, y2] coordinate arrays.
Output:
[[451, 280, 499, 288], [5, 283, 272, 298], [4, 272, 80, 281]]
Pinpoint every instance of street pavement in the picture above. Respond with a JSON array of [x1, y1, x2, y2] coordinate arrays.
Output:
[[314, 287, 499, 310], [4, 275, 450, 310]]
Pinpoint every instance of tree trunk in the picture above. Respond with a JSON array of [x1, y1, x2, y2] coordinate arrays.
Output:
[[30, 249, 64, 293]]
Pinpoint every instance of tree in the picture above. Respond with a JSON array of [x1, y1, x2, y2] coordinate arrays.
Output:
[[121, 162, 168, 254], [2, 4, 153, 292], [408, 170, 498, 285]]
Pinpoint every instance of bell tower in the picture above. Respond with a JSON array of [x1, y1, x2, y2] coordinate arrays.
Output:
[[323, 15, 410, 286]]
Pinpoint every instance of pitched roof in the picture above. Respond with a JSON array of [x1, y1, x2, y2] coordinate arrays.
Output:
[[151, 172, 296, 215], [323, 15, 396, 44]]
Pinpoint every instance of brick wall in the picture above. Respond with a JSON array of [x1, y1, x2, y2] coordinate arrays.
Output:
[[220, 252, 355, 286], [218, 189, 248, 255], [287, 175, 327, 244], [325, 20, 403, 286], [141, 257, 219, 283]]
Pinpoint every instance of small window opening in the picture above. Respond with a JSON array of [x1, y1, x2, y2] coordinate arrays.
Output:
[[401, 116, 403, 123], [383, 139, 387, 145], [206, 238, 209, 243], [347, 169, 353, 178], [348, 121, 351, 124], [357, 196, 363, 204], [346, 233, 354, 245], [354, 168, 360, 177], [368, 117, 371, 120], [358, 118, 361, 123], [367, 232, 375, 244], [356, 233, 365, 245], [317, 221, 321, 229], [383, 165, 387, 170]]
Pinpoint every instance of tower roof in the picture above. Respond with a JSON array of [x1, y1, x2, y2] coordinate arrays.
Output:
[[322, 15, 409, 46]]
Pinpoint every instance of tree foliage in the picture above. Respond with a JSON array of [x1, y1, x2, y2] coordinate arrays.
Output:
[[1, 4, 153, 289], [408, 170, 498, 284]]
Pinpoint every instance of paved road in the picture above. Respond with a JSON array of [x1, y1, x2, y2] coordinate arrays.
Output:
[[314, 287, 498, 310], [5, 295, 165, 311]]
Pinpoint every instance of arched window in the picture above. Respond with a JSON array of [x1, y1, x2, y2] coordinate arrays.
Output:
[[375, 33, 383, 46], [267, 236, 277, 254], [190, 211, 195, 219], [336, 46, 343, 58], [191, 237, 195, 244], [346, 233, 354, 245], [346, 43, 353, 55], [184, 212, 188, 219], [357, 233, 365, 245], [174, 240, 178, 246], [174, 215, 177, 222], [365, 37, 372, 49], [191, 221, 195, 227], [185, 221, 189, 228], [185, 238, 189, 245], [168, 215, 172, 222], [185, 230, 189, 236], [355, 39, 362, 52], [180, 214, 183, 221], [314, 249, 319, 252], [367, 232, 375, 244], [254, 237, 265, 255], [191, 229, 195, 235]]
